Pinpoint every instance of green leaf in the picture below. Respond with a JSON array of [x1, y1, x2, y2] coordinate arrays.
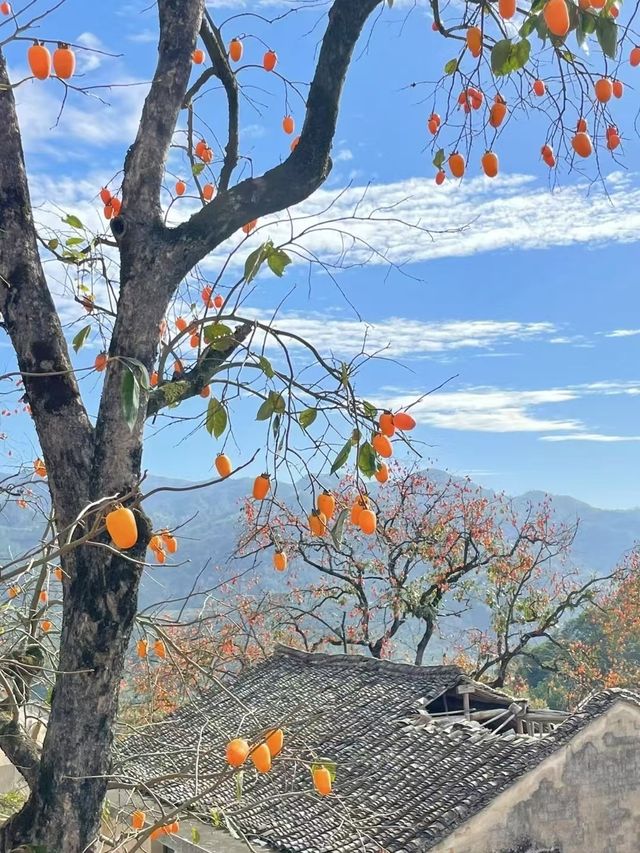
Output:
[[530, 0, 545, 11], [47, 238, 59, 251], [491, 39, 513, 75], [244, 241, 271, 283], [331, 508, 348, 548], [357, 441, 377, 478], [580, 11, 597, 33], [432, 148, 445, 169], [339, 362, 350, 388], [192, 827, 201, 844], [272, 413, 281, 438], [519, 15, 537, 37], [206, 397, 227, 438], [66, 237, 83, 246], [121, 368, 140, 433], [71, 325, 91, 353], [258, 355, 274, 378], [596, 16, 617, 58], [514, 38, 531, 67], [444, 58, 458, 75], [362, 400, 378, 420], [203, 323, 233, 350], [535, 14, 549, 40], [256, 397, 275, 421], [63, 214, 84, 230], [561, 49, 577, 61], [269, 391, 285, 414], [491, 38, 530, 75], [192, 162, 205, 176], [266, 247, 292, 277], [299, 407, 317, 430], [330, 439, 352, 475]]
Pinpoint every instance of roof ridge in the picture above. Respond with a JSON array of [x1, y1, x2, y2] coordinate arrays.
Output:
[[272, 644, 465, 678]]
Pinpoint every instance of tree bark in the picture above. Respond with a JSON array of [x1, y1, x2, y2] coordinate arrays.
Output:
[[414, 614, 436, 667]]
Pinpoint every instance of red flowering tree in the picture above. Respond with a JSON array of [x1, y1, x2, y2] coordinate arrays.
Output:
[[520, 548, 640, 705], [242, 468, 599, 683]]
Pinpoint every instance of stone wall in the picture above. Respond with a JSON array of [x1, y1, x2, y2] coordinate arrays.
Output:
[[431, 699, 640, 853]]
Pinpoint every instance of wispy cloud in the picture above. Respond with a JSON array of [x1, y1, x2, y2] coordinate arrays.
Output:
[[195, 170, 640, 275], [13, 71, 147, 157], [244, 314, 560, 358], [541, 434, 640, 442], [605, 329, 640, 338], [377, 380, 640, 435]]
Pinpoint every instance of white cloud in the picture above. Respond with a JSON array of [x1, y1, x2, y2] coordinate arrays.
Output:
[[605, 329, 640, 338], [376, 380, 640, 435], [13, 71, 148, 157], [197, 170, 640, 275], [541, 434, 640, 442], [75, 32, 109, 74], [334, 148, 354, 163], [380, 386, 582, 433], [242, 314, 559, 358]]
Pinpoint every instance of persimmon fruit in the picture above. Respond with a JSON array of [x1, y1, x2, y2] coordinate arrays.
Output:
[[226, 737, 249, 767], [253, 473, 270, 500], [266, 728, 284, 757], [229, 38, 243, 62], [313, 766, 332, 795], [273, 551, 287, 571], [263, 50, 277, 71], [543, 0, 570, 36], [394, 412, 416, 431], [251, 743, 272, 773], [572, 132, 592, 158], [448, 152, 465, 178], [53, 43, 75, 79], [359, 509, 377, 535], [379, 411, 395, 437], [481, 150, 499, 178], [106, 505, 138, 549], [192, 48, 205, 64], [466, 26, 482, 57], [317, 490, 336, 520], [215, 454, 232, 477], [595, 78, 613, 103], [282, 115, 294, 135], [28, 43, 51, 80], [372, 432, 393, 458], [94, 352, 108, 372], [375, 463, 389, 484]]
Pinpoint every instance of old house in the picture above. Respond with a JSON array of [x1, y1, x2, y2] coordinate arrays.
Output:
[[115, 646, 640, 853]]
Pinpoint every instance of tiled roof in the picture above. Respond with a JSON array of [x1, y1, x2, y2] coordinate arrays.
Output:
[[116, 646, 640, 852]]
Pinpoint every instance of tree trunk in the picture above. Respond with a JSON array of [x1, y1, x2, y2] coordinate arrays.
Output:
[[414, 614, 436, 667], [0, 534, 149, 850]]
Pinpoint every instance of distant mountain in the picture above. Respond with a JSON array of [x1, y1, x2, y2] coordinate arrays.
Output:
[[1, 472, 638, 608]]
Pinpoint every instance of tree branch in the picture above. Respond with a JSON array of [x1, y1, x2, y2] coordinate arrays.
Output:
[[167, 0, 383, 278], [198, 10, 239, 192], [0, 50, 93, 522], [146, 320, 253, 417], [0, 716, 40, 789], [120, 0, 206, 222]]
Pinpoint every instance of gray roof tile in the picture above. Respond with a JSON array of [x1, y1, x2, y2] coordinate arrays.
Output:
[[117, 646, 640, 852]]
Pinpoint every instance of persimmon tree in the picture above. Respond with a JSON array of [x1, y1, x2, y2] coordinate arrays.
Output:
[[244, 469, 594, 678], [518, 547, 640, 705], [0, 0, 638, 847]]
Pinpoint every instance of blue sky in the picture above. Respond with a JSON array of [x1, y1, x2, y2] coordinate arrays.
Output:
[[2, 0, 640, 509]]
